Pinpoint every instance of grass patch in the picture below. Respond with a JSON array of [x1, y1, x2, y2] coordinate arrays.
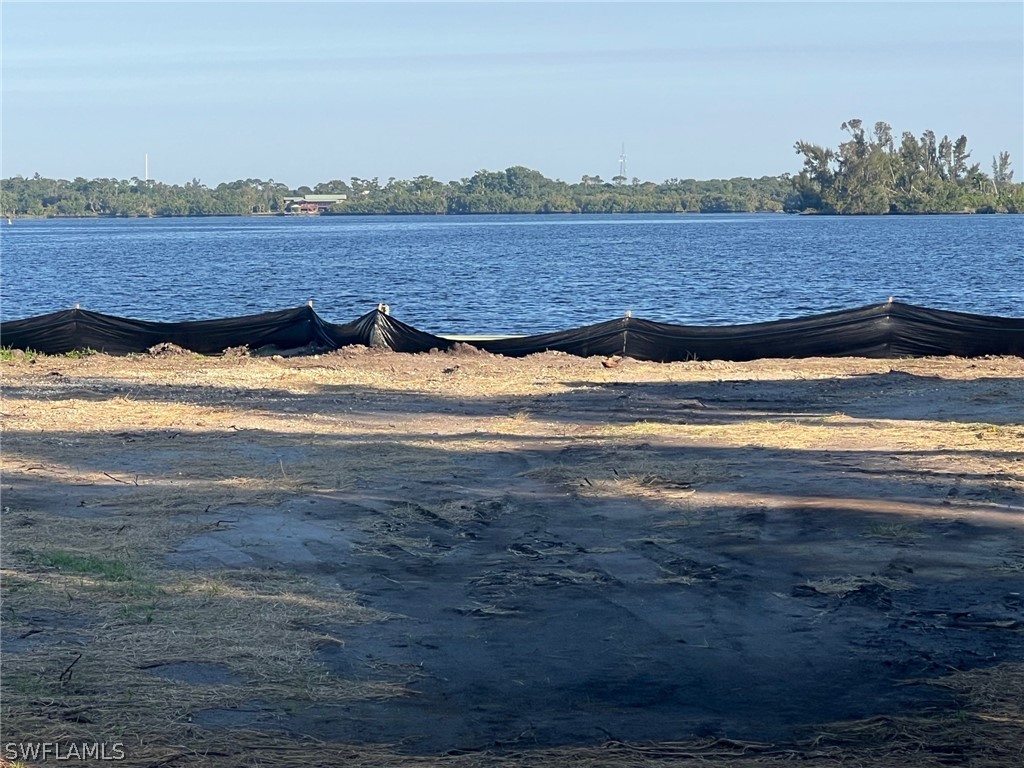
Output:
[[0, 346, 38, 361], [1, 671, 63, 698], [862, 522, 926, 542], [37, 551, 134, 582], [0, 346, 97, 361], [61, 347, 98, 359]]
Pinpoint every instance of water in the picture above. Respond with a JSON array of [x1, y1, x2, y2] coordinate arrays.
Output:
[[1, 214, 1021, 334]]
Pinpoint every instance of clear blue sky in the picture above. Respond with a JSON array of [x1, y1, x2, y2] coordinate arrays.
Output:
[[2, 1, 1022, 187]]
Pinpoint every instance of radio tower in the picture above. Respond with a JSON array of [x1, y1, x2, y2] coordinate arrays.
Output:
[[619, 143, 627, 180]]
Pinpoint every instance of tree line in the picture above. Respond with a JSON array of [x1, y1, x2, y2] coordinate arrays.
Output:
[[2, 120, 1019, 217], [0, 171, 797, 218]]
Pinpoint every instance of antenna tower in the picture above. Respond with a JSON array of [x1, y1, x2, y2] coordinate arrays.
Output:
[[619, 143, 626, 179], [145, 154, 149, 182]]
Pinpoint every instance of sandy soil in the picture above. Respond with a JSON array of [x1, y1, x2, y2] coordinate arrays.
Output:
[[1, 347, 1022, 766]]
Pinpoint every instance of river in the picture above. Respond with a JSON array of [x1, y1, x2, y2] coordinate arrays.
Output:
[[1, 213, 1020, 333]]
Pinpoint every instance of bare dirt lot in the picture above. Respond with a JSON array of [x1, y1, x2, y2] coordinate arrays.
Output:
[[1, 348, 1022, 767]]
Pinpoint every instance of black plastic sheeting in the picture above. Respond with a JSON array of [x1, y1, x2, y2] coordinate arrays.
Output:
[[1, 302, 1022, 361]]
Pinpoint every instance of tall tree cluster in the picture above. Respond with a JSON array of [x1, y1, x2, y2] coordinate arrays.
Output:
[[790, 119, 1022, 214]]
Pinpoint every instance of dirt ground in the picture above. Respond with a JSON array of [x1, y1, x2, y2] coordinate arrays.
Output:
[[1, 346, 1022, 767]]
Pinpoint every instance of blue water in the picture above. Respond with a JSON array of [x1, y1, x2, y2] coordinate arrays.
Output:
[[1, 214, 1021, 334]]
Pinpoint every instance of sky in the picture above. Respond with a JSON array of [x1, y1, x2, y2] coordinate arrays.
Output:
[[2, 1, 1022, 188]]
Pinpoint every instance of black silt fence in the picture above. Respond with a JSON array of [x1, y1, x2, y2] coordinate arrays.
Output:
[[2, 301, 1022, 361]]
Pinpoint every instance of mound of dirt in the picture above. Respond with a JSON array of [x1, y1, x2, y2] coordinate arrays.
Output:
[[221, 345, 250, 358], [147, 342, 192, 357], [443, 342, 493, 358]]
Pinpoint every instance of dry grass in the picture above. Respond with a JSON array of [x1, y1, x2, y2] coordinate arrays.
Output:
[[1, 561, 400, 758], [524, 449, 734, 509], [3, 351, 1023, 767], [4, 675, 1021, 768]]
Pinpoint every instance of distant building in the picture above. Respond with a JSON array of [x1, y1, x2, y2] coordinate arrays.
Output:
[[282, 194, 348, 214]]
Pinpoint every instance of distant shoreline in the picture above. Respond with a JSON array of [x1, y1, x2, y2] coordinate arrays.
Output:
[[5, 209, 1018, 221], [6, 156, 1021, 217]]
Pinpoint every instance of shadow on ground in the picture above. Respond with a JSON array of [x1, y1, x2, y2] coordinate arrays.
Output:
[[2, 365, 1023, 755]]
